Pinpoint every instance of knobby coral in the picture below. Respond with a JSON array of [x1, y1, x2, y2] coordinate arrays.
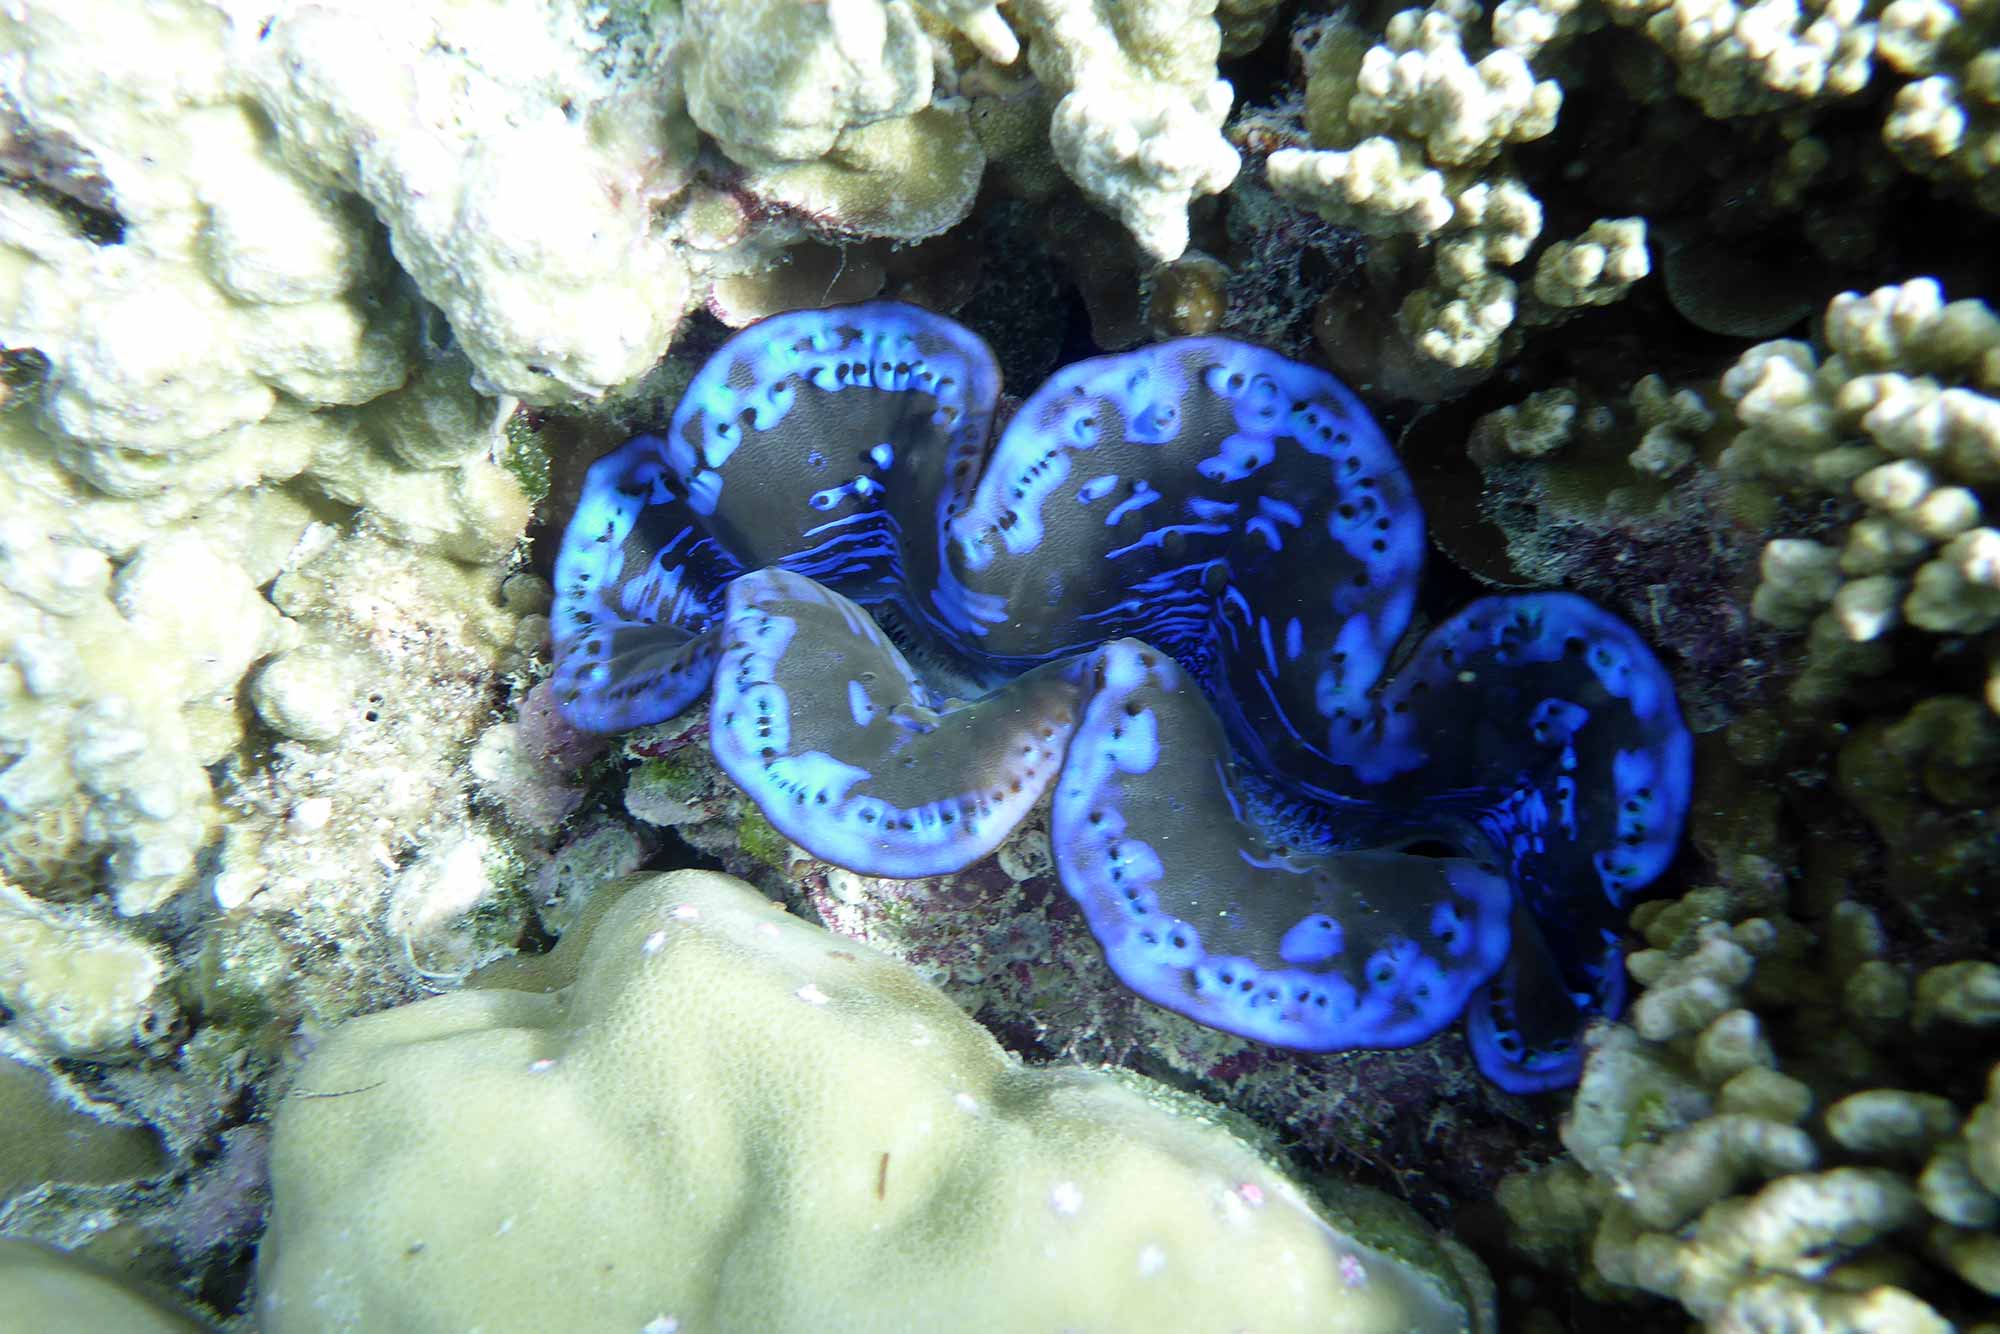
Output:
[[548, 302, 1692, 1091]]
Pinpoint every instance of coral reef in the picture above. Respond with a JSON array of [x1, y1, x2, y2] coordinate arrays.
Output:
[[1264, 0, 1618, 387], [0, 0, 1248, 956], [0, 1042, 161, 1201], [1235, 0, 1998, 403], [1500, 874, 2000, 1329], [0, 0, 1260, 1053], [0, 0, 1995, 1328], [1722, 279, 2000, 715], [1003, 0, 1243, 260], [0, 0, 1256, 991], [259, 869, 1492, 1332]]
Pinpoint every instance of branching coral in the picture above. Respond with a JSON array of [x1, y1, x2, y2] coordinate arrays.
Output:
[[1600, 0, 1878, 116], [1879, 0, 2000, 208], [673, 0, 1242, 259], [1246, 0, 1998, 402], [1265, 0, 1654, 387], [1501, 877, 2000, 1328], [1721, 279, 2000, 712]]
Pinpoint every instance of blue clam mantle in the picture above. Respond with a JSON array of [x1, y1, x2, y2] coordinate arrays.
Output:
[[551, 302, 1693, 1092]]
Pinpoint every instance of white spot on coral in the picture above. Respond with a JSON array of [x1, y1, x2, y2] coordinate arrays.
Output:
[[669, 903, 700, 920], [1048, 1181, 1083, 1215], [1137, 1243, 1167, 1277], [795, 983, 830, 1005], [758, 921, 782, 940], [642, 930, 668, 956], [289, 797, 334, 830], [641, 1318, 680, 1334], [953, 1092, 980, 1114], [497, 1217, 514, 1236]]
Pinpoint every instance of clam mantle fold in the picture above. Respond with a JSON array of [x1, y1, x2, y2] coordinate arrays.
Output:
[[550, 302, 1692, 1092]]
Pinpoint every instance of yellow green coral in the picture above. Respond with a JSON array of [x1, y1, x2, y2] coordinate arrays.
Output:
[[259, 870, 1490, 1332]]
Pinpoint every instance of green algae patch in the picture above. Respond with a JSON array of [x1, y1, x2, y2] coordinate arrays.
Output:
[[733, 805, 794, 872]]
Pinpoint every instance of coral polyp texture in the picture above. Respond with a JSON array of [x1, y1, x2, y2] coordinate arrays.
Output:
[[549, 301, 1693, 1092], [259, 870, 1491, 1332]]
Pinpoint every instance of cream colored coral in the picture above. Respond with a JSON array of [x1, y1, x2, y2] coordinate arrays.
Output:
[[743, 106, 986, 242], [1267, 138, 1458, 239], [1469, 386, 1581, 459], [1880, 0, 2000, 213], [1008, 0, 1241, 260], [1622, 1166, 1923, 1316], [0, 1239, 208, 1334], [1627, 372, 1715, 480], [1876, 0, 1963, 76], [0, 0, 613, 946], [691, 0, 1242, 257], [1350, 0, 1563, 166], [1491, 0, 1601, 55], [1826, 1089, 1960, 1156], [1468, 372, 1711, 481], [1399, 271, 1520, 370], [1267, 1, 1659, 380], [679, 0, 933, 166], [243, 0, 698, 402], [914, 0, 1022, 62], [1621, 1114, 1820, 1229], [1603, 0, 1879, 116], [259, 870, 1487, 1332], [0, 520, 291, 912], [1627, 920, 1762, 1041], [1969, 1065, 2000, 1193], [0, 2, 409, 464], [1392, 178, 1543, 370], [674, 0, 986, 243], [0, 881, 174, 1059], [213, 530, 529, 924], [1690, 1265, 1948, 1332], [1723, 280, 2000, 709], [1504, 883, 1999, 1330], [1914, 960, 2000, 1029], [1530, 218, 1650, 310]]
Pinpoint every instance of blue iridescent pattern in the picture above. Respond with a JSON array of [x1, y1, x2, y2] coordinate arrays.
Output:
[[552, 302, 1693, 1092]]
